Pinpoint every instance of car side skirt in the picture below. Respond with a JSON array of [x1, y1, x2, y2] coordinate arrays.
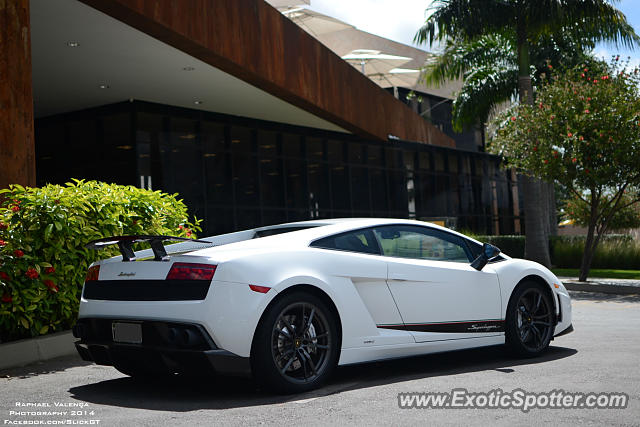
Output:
[[377, 319, 505, 333]]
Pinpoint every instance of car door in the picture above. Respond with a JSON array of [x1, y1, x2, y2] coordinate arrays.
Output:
[[374, 225, 503, 343], [310, 228, 412, 346]]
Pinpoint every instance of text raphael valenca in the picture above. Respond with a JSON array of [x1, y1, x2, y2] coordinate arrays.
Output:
[[15, 402, 90, 408]]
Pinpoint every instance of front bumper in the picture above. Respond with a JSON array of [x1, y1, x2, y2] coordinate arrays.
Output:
[[73, 318, 251, 377]]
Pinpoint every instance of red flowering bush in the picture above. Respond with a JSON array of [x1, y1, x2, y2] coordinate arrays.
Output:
[[0, 180, 201, 342], [490, 58, 640, 280]]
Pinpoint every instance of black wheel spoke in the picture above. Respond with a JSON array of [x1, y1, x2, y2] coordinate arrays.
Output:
[[533, 321, 551, 327], [276, 327, 292, 339], [300, 348, 318, 375], [532, 313, 551, 320], [280, 316, 296, 337], [531, 325, 542, 347], [514, 288, 553, 353], [304, 308, 316, 334], [279, 355, 296, 374], [533, 293, 542, 313], [270, 301, 332, 385]]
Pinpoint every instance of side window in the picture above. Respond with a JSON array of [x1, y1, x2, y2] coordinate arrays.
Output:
[[310, 228, 380, 255], [373, 225, 471, 263]]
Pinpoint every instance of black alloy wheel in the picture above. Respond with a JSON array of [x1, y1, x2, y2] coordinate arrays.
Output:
[[505, 281, 556, 357], [251, 291, 339, 393]]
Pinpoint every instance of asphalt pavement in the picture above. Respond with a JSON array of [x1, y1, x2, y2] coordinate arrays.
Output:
[[1, 291, 639, 426]]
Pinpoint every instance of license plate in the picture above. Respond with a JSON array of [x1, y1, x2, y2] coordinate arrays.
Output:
[[112, 321, 142, 344]]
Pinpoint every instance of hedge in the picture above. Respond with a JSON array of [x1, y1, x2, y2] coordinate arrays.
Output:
[[0, 180, 200, 342], [472, 234, 637, 268]]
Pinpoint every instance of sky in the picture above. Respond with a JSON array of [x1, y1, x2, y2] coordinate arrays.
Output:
[[309, 0, 640, 69]]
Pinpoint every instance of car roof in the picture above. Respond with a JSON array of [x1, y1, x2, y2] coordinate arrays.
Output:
[[201, 218, 479, 252]]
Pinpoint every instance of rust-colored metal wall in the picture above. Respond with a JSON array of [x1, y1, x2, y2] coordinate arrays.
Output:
[[79, 0, 455, 147], [0, 0, 36, 189]]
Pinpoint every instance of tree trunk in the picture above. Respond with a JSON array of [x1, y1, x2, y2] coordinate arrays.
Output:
[[523, 175, 551, 267], [579, 194, 600, 281], [517, 29, 551, 267], [548, 181, 558, 236], [579, 219, 598, 281]]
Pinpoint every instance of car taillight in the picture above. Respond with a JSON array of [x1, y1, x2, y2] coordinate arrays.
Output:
[[166, 263, 217, 281], [85, 265, 100, 282]]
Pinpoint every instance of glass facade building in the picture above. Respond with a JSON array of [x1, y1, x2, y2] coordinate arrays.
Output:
[[35, 101, 522, 236]]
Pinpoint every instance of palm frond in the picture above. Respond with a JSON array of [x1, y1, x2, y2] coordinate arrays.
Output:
[[424, 34, 516, 86], [414, 0, 516, 46], [452, 67, 519, 132]]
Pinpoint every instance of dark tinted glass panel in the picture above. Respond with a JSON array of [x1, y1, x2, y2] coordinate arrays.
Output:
[[385, 148, 401, 169], [306, 137, 324, 161], [388, 170, 407, 215], [327, 140, 344, 163], [102, 114, 134, 185], [448, 153, 458, 173], [330, 165, 350, 212], [261, 209, 287, 226], [351, 166, 370, 215], [370, 168, 387, 214], [258, 130, 278, 158], [368, 145, 383, 166], [231, 126, 258, 207], [35, 123, 65, 185], [164, 117, 204, 219], [308, 162, 330, 217], [260, 157, 285, 208], [311, 229, 379, 255], [202, 122, 231, 205], [67, 119, 98, 181], [434, 152, 445, 172], [285, 157, 307, 209], [137, 112, 164, 189], [206, 206, 236, 234], [418, 152, 431, 170], [349, 143, 364, 164], [283, 134, 302, 158]]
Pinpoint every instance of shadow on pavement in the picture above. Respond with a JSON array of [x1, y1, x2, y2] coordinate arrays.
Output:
[[1, 355, 92, 380], [568, 290, 640, 303], [68, 344, 577, 411]]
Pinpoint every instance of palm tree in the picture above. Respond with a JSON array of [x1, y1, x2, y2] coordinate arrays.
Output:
[[429, 33, 595, 131], [415, 0, 639, 267]]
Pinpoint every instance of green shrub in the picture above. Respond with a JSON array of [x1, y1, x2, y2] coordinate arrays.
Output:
[[0, 180, 200, 342], [552, 239, 640, 270]]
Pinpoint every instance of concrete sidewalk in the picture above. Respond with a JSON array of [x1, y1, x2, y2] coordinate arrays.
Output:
[[558, 276, 640, 295]]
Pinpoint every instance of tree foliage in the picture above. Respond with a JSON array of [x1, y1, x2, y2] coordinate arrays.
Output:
[[490, 58, 640, 279], [425, 32, 597, 131]]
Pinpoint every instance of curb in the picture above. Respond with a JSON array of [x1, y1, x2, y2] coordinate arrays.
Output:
[[0, 330, 76, 371], [564, 282, 640, 295]]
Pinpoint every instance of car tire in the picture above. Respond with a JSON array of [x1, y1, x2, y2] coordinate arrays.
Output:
[[505, 281, 556, 357], [251, 291, 340, 394]]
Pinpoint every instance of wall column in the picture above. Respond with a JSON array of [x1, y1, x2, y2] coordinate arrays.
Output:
[[0, 0, 35, 189]]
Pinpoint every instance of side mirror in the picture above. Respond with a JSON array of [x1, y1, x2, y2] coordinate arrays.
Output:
[[471, 243, 501, 271]]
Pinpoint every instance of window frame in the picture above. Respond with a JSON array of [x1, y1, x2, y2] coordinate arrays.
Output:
[[371, 224, 475, 263], [309, 223, 484, 263], [309, 227, 382, 255]]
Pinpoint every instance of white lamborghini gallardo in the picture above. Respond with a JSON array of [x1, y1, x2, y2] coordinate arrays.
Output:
[[73, 218, 573, 393]]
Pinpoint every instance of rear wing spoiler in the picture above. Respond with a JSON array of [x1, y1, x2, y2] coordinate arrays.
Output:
[[85, 235, 213, 262]]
